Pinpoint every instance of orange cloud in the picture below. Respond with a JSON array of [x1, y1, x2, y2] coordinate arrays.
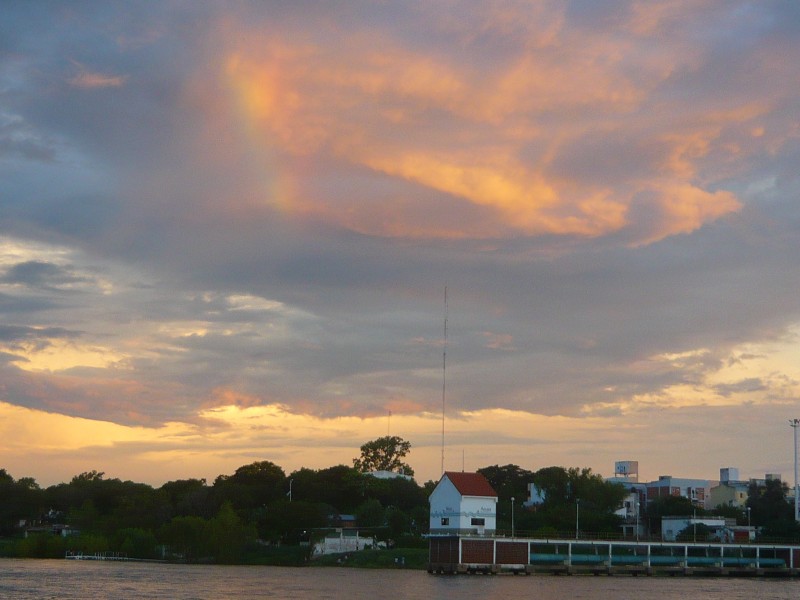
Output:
[[633, 183, 740, 246], [208, 15, 743, 244]]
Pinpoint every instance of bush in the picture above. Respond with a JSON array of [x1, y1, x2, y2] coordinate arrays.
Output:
[[394, 534, 427, 549]]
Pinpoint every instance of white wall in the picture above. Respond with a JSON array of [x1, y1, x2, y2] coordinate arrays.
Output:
[[429, 476, 497, 533]]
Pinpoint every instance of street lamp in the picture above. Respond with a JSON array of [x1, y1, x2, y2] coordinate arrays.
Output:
[[635, 497, 640, 542], [693, 508, 697, 543], [790, 419, 800, 522], [575, 498, 580, 540], [746, 506, 751, 528], [511, 496, 515, 538]]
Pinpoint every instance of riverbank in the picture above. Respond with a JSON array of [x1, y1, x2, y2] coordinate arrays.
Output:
[[311, 548, 428, 569]]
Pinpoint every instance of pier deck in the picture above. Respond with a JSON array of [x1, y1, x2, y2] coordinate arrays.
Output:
[[428, 536, 800, 577]]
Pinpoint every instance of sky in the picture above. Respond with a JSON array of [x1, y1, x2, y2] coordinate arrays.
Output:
[[2, 1, 800, 488]]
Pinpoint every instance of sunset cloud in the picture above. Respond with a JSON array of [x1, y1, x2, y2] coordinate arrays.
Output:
[[3, 1, 800, 485]]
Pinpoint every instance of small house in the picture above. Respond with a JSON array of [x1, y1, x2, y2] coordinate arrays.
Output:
[[429, 471, 498, 535]]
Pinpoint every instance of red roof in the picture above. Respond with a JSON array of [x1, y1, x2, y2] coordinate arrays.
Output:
[[443, 471, 497, 498]]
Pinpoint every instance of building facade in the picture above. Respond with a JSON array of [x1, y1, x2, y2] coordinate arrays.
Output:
[[429, 472, 498, 535], [645, 475, 715, 509]]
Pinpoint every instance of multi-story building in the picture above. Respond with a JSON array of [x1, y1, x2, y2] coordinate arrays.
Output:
[[709, 467, 749, 509], [645, 475, 715, 509], [605, 460, 715, 509]]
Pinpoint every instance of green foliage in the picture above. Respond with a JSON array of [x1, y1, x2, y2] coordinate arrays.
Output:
[[394, 534, 428, 549], [353, 436, 414, 476], [478, 464, 534, 502], [385, 506, 411, 540], [492, 466, 626, 535], [207, 502, 256, 564], [159, 516, 209, 561], [362, 476, 427, 511], [676, 523, 712, 542], [242, 544, 312, 566], [747, 478, 800, 541], [748, 478, 793, 524], [0, 470, 45, 536], [644, 495, 697, 533], [355, 498, 385, 528], [288, 465, 366, 512], [258, 499, 330, 543], [712, 503, 747, 522], [214, 461, 287, 512], [0, 457, 641, 563], [113, 528, 158, 559], [15, 533, 68, 558], [159, 479, 213, 519]]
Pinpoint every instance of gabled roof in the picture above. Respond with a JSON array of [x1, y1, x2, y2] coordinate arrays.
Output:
[[443, 471, 497, 498]]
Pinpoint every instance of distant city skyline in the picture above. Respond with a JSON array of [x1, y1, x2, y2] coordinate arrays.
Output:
[[2, 2, 800, 487]]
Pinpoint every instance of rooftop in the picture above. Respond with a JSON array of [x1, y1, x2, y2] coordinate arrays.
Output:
[[443, 471, 497, 498]]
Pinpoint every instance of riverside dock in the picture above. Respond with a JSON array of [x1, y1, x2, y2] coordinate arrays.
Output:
[[428, 536, 800, 577], [65, 551, 130, 561]]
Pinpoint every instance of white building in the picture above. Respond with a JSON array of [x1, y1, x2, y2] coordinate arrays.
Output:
[[312, 530, 383, 555], [661, 515, 755, 543], [661, 515, 727, 541], [366, 470, 414, 481], [524, 482, 546, 507], [429, 472, 498, 535]]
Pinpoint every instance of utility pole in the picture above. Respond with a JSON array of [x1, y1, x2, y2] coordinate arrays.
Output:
[[791, 419, 800, 521], [511, 497, 515, 538], [575, 498, 580, 540], [440, 286, 447, 475]]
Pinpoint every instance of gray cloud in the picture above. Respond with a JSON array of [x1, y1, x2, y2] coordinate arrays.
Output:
[[1, 261, 91, 289], [2, 0, 800, 440], [0, 324, 81, 343]]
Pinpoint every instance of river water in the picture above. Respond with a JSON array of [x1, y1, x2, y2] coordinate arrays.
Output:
[[2, 559, 800, 599]]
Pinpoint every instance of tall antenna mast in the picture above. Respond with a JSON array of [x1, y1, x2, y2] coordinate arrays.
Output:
[[441, 286, 448, 475]]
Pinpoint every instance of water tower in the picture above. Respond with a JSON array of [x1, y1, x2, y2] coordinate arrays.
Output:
[[614, 461, 639, 482]]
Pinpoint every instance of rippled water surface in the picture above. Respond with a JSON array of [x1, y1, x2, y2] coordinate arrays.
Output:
[[3, 559, 800, 600]]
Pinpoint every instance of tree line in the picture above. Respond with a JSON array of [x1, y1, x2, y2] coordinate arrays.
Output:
[[12, 436, 795, 563], [0, 456, 630, 563]]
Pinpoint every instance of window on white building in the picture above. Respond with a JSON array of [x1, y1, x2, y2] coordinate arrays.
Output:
[[471, 518, 485, 526], [441, 518, 449, 526]]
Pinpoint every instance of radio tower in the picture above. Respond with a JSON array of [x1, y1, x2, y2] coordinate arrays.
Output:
[[441, 286, 448, 475]]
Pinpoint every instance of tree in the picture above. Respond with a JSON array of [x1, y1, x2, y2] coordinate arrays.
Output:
[[114, 528, 158, 559], [259, 499, 330, 543], [207, 502, 256, 563], [160, 479, 214, 519], [0, 470, 45, 536], [645, 495, 697, 533], [213, 461, 286, 511], [676, 523, 712, 542], [478, 464, 533, 502], [747, 478, 793, 525], [747, 478, 800, 540], [289, 465, 366, 512], [159, 516, 209, 562], [355, 498, 385, 528], [353, 436, 414, 476]]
